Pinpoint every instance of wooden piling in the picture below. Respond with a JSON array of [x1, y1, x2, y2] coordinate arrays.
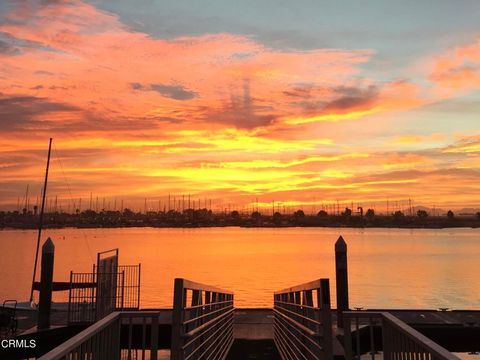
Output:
[[171, 278, 185, 360], [38, 237, 55, 330], [335, 236, 349, 328]]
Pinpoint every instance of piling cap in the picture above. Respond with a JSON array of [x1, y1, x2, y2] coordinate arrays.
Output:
[[42, 237, 55, 253], [335, 236, 347, 251]]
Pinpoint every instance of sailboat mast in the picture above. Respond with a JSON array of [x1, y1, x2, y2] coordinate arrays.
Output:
[[29, 138, 53, 303]]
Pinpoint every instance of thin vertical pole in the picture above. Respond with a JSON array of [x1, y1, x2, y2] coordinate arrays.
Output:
[[67, 271, 73, 324], [137, 264, 141, 309], [121, 270, 125, 310], [151, 313, 159, 360], [30, 137, 52, 303]]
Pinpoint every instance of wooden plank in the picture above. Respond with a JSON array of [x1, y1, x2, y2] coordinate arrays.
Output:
[[33, 281, 96, 292]]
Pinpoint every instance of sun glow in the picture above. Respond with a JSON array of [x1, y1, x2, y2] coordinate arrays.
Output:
[[283, 108, 381, 125], [0, 1, 479, 210]]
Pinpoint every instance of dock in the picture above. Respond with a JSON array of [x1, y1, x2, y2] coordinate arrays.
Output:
[[5, 307, 479, 359]]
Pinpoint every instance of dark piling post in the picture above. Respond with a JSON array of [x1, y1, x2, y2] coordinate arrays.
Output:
[[38, 237, 55, 330], [335, 236, 349, 328]]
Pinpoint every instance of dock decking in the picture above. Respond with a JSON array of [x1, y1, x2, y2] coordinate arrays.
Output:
[[6, 307, 479, 359]]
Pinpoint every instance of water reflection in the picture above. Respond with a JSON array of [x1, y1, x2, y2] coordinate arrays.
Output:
[[0, 227, 479, 308]]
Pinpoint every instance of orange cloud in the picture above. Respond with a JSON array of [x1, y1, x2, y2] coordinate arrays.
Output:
[[443, 135, 480, 154], [1, 1, 480, 210], [430, 38, 480, 95], [0, 0, 374, 132], [382, 153, 432, 170], [391, 133, 446, 145]]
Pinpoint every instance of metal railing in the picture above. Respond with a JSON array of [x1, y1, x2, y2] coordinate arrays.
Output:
[[67, 272, 97, 324], [170, 278, 234, 360], [343, 311, 461, 360], [118, 264, 141, 309], [68, 264, 141, 324], [67, 271, 126, 324], [0, 300, 18, 338], [38, 311, 160, 360], [273, 278, 333, 360]]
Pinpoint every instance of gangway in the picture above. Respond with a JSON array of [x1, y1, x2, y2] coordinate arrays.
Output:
[[36, 277, 462, 360]]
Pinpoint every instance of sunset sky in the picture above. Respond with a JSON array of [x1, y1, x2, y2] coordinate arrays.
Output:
[[1, 0, 480, 212]]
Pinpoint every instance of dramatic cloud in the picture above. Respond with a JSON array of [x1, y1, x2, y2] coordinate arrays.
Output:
[[0, 0, 479, 210], [0, 94, 80, 130], [0, 39, 19, 55], [206, 79, 278, 128], [0, 0, 375, 133], [132, 83, 197, 101]]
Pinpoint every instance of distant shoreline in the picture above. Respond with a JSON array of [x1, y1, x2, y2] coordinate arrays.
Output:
[[1, 224, 479, 230], [2, 209, 479, 230]]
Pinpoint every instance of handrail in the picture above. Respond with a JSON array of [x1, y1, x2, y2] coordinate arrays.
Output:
[[183, 307, 235, 338], [275, 279, 325, 295], [38, 311, 120, 359], [343, 311, 461, 360], [38, 311, 160, 360], [275, 299, 318, 311], [183, 303, 233, 325], [383, 312, 460, 358], [273, 308, 319, 337], [273, 278, 333, 360], [171, 278, 234, 360], [180, 278, 234, 295], [274, 303, 323, 326]]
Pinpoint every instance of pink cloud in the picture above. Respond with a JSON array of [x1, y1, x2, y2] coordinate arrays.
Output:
[[0, 0, 374, 131], [430, 38, 480, 95], [1, 1, 479, 209]]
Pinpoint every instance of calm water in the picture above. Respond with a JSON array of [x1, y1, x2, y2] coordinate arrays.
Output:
[[0, 227, 479, 309]]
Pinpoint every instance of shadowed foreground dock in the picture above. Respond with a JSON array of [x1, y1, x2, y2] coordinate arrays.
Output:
[[4, 307, 479, 359]]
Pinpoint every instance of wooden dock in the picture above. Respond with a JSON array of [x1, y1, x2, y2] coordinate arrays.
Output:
[[7, 307, 480, 359]]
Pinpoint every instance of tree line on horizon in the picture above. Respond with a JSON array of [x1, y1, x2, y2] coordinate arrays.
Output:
[[1, 206, 479, 229]]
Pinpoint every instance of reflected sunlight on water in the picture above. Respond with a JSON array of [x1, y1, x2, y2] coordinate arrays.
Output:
[[0, 227, 479, 309]]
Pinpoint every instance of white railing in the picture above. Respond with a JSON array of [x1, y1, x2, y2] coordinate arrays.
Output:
[[38, 311, 160, 360], [170, 278, 234, 360], [343, 311, 461, 360], [273, 278, 333, 360]]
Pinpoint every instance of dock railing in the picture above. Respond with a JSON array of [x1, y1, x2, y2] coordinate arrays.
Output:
[[118, 264, 141, 309], [343, 311, 461, 360], [38, 311, 160, 360], [170, 278, 234, 360], [67, 265, 141, 324], [273, 278, 333, 360]]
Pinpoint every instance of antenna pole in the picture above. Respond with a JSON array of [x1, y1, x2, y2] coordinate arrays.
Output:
[[30, 138, 52, 303]]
